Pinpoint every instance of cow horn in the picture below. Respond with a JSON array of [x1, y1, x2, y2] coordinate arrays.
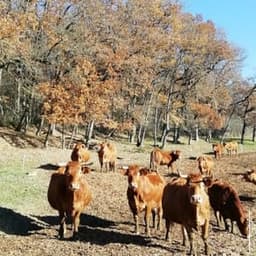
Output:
[[57, 162, 68, 167], [179, 173, 188, 178]]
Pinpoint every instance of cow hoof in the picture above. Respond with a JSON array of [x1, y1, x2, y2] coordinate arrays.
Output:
[[72, 232, 79, 240]]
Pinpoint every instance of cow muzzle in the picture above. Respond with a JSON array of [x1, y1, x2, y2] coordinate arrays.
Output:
[[190, 194, 203, 204], [69, 183, 80, 191], [128, 182, 138, 191]]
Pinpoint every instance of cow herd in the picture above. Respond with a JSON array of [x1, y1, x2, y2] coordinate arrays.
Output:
[[47, 140, 253, 255]]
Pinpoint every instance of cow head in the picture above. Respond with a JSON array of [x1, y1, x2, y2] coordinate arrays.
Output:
[[121, 165, 142, 191], [64, 161, 85, 191], [71, 142, 89, 162], [237, 217, 249, 238], [186, 173, 208, 205], [170, 150, 181, 161]]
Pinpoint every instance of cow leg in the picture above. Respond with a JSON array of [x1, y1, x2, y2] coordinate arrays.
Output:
[[201, 222, 210, 255], [214, 210, 220, 227], [151, 209, 156, 229], [72, 211, 81, 239], [157, 207, 163, 232], [230, 221, 234, 233], [134, 214, 139, 234], [165, 219, 171, 241], [224, 218, 230, 232], [181, 226, 187, 246], [186, 227, 196, 256], [58, 211, 66, 239], [104, 162, 108, 172], [100, 161, 103, 172], [144, 207, 151, 236]]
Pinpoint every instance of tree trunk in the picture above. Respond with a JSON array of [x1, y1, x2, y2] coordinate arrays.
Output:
[[240, 120, 246, 145], [221, 107, 235, 143], [129, 123, 136, 143], [68, 124, 78, 149], [15, 104, 29, 132], [206, 129, 212, 142], [17, 81, 21, 113], [36, 117, 44, 136], [160, 125, 171, 149], [195, 124, 199, 141], [61, 123, 65, 149], [44, 123, 52, 148], [153, 107, 158, 146], [252, 125, 256, 142], [136, 92, 153, 147], [85, 120, 94, 146]]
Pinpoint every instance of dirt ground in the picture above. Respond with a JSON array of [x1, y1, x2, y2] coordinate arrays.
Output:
[[0, 128, 255, 256]]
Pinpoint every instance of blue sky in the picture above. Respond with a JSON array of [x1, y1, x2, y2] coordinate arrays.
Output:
[[183, 1, 256, 79]]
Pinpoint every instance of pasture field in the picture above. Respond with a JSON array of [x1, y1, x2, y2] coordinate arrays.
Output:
[[0, 128, 256, 256]]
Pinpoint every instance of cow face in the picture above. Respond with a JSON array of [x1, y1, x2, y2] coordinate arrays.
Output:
[[71, 142, 89, 162], [121, 165, 141, 191], [64, 161, 83, 191], [237, 218, 249, 237], [187, 174, 206, 205]]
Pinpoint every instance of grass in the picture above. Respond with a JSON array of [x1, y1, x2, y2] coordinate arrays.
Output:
[[0, 160, 48, 214]]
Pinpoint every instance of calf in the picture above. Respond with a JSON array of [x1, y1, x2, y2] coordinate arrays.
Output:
[[162, 173, 211, 255], [207, 179, 248, 237], [224, 141, 238, 156], [121, 164, 165, 236], [150, 148, 181, 174], [71, 142, 90, 163], [197, 155, 214, 176], [212, 143, 224, 160], [47, 161, 92, 239], [97, 141, 117, 172]]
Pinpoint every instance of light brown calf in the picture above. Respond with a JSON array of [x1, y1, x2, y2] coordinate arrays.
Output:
[[97, 141, 117, 172], [162, 173, 211, 255], [197, 155, 214, 176], [212, 143, 224, 159], [71, 142, 90, 163], [121, 164, 165, 236], [150, 148, 181, 174], [224, 141, 238, 156]]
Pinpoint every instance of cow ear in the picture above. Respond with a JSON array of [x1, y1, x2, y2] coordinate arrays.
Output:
[[64, 165, 69, 175], [203, 176, 213, 187], [120, 166, 129, 176]]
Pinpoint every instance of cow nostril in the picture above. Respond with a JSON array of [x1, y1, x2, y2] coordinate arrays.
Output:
[[191, 195, 202, 204]]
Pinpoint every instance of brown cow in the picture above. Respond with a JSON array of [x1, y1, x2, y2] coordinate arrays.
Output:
[[71, 142, 90, 163], [224, 141, 238, 156], [162, 173, 211, 255], [243, 168, 256, 184], [150, 148, 181, 174], [97, 141, 117, 172], [47, 161, 92, 239], [121, 164, 165, 236], [197, 155, 214, 176], [207, 179, 248, 237], [212, 143, 224, 159]]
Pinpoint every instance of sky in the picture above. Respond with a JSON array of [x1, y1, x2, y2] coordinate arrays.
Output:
[[183, 1, 256, 79]]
